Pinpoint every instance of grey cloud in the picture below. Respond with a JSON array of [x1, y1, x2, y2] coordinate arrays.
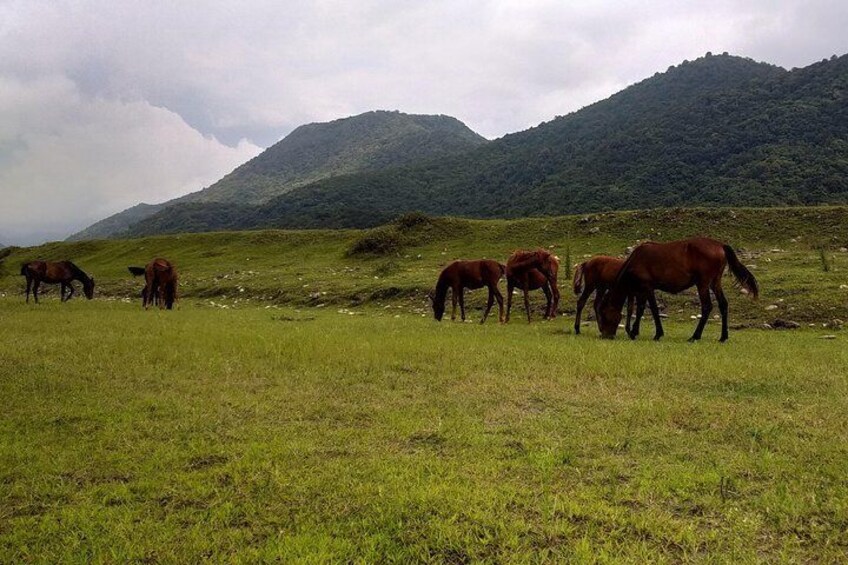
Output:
[[1, 0, 846, 244]]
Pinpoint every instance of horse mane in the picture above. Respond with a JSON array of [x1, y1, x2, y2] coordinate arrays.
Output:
[[65, 261, 92, 284], [434, 270, 450, 307], [508, 249, 550, 272]]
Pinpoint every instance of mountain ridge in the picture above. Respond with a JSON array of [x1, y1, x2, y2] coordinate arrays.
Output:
[[79, 52, 848, 239], [67, 111, 488, 240]]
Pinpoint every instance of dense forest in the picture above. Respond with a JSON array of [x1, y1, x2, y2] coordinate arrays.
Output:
[[84, 53, 848, 238]]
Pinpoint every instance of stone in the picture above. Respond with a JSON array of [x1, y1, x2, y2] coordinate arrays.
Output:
[[765, 304, 779, 311]]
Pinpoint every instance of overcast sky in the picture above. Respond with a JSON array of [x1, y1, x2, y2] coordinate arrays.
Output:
[[1, 1, 846, 245]]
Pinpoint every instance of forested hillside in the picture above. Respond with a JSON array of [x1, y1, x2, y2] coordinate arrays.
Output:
[[93, 53, 848, 238], [68, 111, 487, 240]]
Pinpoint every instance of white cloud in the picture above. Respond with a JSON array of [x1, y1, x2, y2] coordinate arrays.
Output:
[[0, 75, 260, 244], [0, 0, 846, 243]]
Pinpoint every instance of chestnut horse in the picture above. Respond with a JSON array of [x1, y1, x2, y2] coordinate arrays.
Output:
[[430, 260, 505, 323], [20, 261, 95, 303], [572, 255, 641, 335], [506, 268, 558, 322], [598, 238, 758, 342], [505, 249, 560, 322], [128, 258, 178, 310]]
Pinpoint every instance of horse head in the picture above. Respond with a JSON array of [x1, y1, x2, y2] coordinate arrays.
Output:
[[597, 291, 622, 339], [83, 276, 95, 300], [428, 289, 445, 321]]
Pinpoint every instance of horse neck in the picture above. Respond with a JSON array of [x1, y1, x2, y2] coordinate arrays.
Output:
[[509, 254, 540, 273], [67, 263, 89, 284], [434, 274, 450, 305]]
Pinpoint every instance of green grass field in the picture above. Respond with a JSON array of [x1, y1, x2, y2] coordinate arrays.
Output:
[[2, 207, 848, 561]]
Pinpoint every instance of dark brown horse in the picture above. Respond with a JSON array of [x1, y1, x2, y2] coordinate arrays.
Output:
[[572, 255, 640, 335], [505, 249, 560, 322], [20, 261, 95, 303], [128, 258, 178, 310], [598, 238, 759, 342], [430, 260, 505, 323]]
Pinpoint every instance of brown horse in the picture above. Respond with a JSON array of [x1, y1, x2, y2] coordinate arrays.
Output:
[[572, 255, 641, 335], [598, 238, 759, 342], [506, 268, 558, 322], [430, 260, 505, 323], [20, 261, 95, 303], [505, 249, 560, 322], [128, 258, 178, 310]]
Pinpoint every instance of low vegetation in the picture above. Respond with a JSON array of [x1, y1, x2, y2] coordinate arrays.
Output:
[[2, 207, 848, 560]]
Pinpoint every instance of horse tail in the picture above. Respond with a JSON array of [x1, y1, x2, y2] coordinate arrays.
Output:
[[20, 263, 28, 276], [572, 262, 585, 295], [128, 266, 146, 276], [723, 244, 759, 300]]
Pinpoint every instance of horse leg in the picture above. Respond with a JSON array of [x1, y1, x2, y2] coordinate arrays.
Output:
[[450, 288, 457, 321], [158, 285, 166, 310], [60, 283, 66, 302], [625, 294, 634, 335], [647, 292, 664, 341], [542, 284, 553, 320], [689, 284, 713, 342], [714, 283, 729, 342], [574, 286, 593, 334], [505, 281, 514, 323], [493, 286, 504, 323], [458, 288, 466, 321], [629, 295, 647, 340], [523, 281, 532, 323], [25, 276, 32, 303], [33, 280, 41, 304], [481, 288, 494, 324], [66, 283, 75, 302]]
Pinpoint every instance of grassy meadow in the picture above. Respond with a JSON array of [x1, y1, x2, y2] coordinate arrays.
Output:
[[1, 207, 848, 562]]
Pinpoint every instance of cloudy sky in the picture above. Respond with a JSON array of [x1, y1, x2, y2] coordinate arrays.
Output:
[[1, 1, 846, 245]]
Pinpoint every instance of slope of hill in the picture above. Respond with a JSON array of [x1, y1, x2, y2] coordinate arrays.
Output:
[[122, 53, 848, 237], [5, 206, 848, 325], [67, 111, 488, 240]]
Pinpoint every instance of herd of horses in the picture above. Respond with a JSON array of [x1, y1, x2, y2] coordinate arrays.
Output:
[[20, 258, 178, 310], [430, 237, 758, 341], [17, 236, 759, 341]]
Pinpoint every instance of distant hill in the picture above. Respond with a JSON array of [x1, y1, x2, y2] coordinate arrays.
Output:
[[118, 52, 848, 237], [69, 202, 167, 242], [67, 111, 488, 240]]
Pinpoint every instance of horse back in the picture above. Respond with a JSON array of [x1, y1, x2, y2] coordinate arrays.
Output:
[[626, 238, 725, 292]]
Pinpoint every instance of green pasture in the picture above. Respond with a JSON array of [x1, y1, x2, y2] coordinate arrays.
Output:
[[1, 207, 848, 561], [1, 300, 846, 562]]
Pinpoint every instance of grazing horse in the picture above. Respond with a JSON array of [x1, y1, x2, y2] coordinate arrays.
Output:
[[20, 261, 95, 303], [572, 255, 642, 335], [505, 249, 560, 322], [430, 260, 505, 323], [128, 258, 178, 310], [598, 238, 759, 342]]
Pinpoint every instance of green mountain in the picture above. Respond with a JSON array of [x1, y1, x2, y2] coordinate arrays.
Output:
[[120, 53, 848, 237], [67, 111, 488, 240]]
